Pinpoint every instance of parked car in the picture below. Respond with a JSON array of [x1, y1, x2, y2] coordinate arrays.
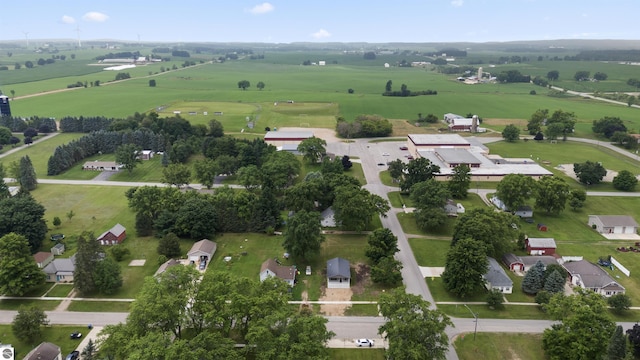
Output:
[[51, 234, 65, 241], [306, 265, 311, 275], [199, 261, 207, 270], [356, 339, 374, 347], [382, 152, 390, 156], [65, 351, 79, 360], [70, 331, 82, 339], [399, 146, 408, 150]]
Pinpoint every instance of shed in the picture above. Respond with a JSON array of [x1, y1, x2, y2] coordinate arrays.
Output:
[[326, 257, 351, 289], [525, 237, 557, 255], [97, 223, 127, 245], [537, 223, 548, 232], [139, 150, 154, 160], [51, 243, 65, 256], [260, 258, 296, 286]]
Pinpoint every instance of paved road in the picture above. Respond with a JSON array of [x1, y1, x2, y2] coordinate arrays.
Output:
[[0, 132, 60, 159]]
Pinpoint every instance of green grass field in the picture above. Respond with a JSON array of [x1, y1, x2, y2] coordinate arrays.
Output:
[[454, 333, 545, 360]]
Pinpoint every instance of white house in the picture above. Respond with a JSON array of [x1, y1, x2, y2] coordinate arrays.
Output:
[[327, 257, 351, 289], [588, 215, 639, 234], [483, 257, 513, 294], [259, 258, 296, 286]]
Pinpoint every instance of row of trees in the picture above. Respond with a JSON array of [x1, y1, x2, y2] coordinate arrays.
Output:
[[382, 80, 437, 97], [237, 80, 265, 90], [0, 116, 57, 133], [335, 114, 393, 138], [496, 173, 585, 214], [526, 109, 576, 140]]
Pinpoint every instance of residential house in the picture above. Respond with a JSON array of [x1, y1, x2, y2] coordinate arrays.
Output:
[[51, 243, 65, 256], [154, 258, 181, 277], [525, 237, 557, 255], [97, 223, 127, 245], [82, 161, 121, 171], [43, 255, 76, 283], [259, 258, 296, 286], [483, 257, 513, 293], [588, 215, 639, 234], [326, 257, 351, 289], [187, 239, 217, 263], [33, 252, 54, 269], [24, 342, 61, 360], [562, 260, 625, 297], [444, 199, 465, 217], [502, 253, 559, 272]]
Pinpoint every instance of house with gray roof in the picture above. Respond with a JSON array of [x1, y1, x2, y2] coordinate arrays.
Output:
[[327, 257, 351, 289], [188, 239, 217, 263], [588, 215, 638, 235], [154, 258, 181, 277], [320, 207, 337, 227], [260, 258, 296, 286], [24, 342, 61, 360], [562, 260, 625, 297], [483, 257, 513, 294], [43, 255, 76, 283], [525, 237, 557, 255], [502, 253, 559, 272]]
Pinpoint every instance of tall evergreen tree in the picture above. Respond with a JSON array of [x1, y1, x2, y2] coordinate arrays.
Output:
[[522, 260, 545, 294], [74, 231, 101, 295], [157, 232, 182, 258], [608, 325, 627, 360], [543, 270, 566, 294], [18, 155, 37, 191], [0, 164, 9, 199]]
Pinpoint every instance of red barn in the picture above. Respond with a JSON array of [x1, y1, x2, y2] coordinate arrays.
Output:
[[97, 223, 126, 245], [525, 237, 556, 255]]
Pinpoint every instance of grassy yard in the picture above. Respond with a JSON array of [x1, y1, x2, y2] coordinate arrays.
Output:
[[67, 301, 131, 312], [0, 325, 90, 360], [44, 284, 74, 298], [329, 348, 386, 359], [454, 333, 545, 360]]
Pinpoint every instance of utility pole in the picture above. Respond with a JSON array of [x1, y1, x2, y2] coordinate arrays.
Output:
[[23, 32, 29, 48], [463, 304, 478, 340], [76, 25, 81, 48]]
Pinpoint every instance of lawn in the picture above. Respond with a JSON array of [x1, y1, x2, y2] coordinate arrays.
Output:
[[0, 325, 91, 360], [67, 300, 131, 312], [329, 348, 386, 359], [409, 238, 450, 267], [44, 284, 74, 298], [454, 333, 545, 360]]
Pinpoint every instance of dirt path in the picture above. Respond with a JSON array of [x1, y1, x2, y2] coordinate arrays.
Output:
[[319, 288, 353, 316]]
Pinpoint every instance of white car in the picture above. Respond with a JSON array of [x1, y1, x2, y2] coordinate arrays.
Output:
[[382, 152, 390, 156], [356, 339, 374, 347]]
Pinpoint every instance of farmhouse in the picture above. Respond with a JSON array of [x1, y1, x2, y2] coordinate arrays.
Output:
[[502, 253, 559, 272], [97, 223, 127, 245], [259, 258, 296, 286], [483, 257, 513, 293], [563, 260, 625, 297], [264, 131, 314, 147], [82, 161, 121, 171], [588, 215, 639, 234], [187, 239, 217, 263], [525, 237, 557, 255], [409, 134, 553, 181], [326, 257, 351, 289], [43, 255, 76, 283], [24, 342, 60, 360]]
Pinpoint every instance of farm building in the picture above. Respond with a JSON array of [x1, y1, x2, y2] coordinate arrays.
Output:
[[82, 161, 121, 171], [483, 257, 513, 294], [409, 134, 552, 182], [562, 260, 625, 297], [525, 237, 557, 255], [97, 223, 127, 245], [0, 94, 11, 117], [259, 258, 296, 286], [326, 257, 351, 289], [264, 131, 314, 147], [588, 215, 639, 235], [502, 253, 559, 272]]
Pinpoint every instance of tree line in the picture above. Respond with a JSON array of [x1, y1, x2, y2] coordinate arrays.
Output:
[[0, 116, 57, 133], [382, 80, 437, 97]]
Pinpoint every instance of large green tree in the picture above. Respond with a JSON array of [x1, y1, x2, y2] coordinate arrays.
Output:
[[162, 163, 192, 188], [522, 260, 545, 295], [93, 256, 123, 295], [573, 161, 607, 185], [496, 174, 535, 211], [282, 210, 325, 261], [158, 232, 182, 258], [546, 109, 576, 141], [378, 288, 452, 360], [297, 136, 327, 164], [74, 231, 102, 295], [501, 124, 520, 142], [18, 155, 37, 191], [448, 164, 471, 198], [0, 126, 11, 144], [173, 196, 217, 239], [607, 325, 627, 360], [534, 176, 570, 214], [261, 151, 301, 190], [115, 143, 142, 174], [613, 170, 638, 191], [387, 159, 405, 183], [0, 233, 46, 295], [333, 185, 389, 231], [284, 179, 322, 212], [12, 305, 48, 342], [592, 116, 627, 138], [193, 158, 219, 189], [0, 193, 48, 252], [400, 157, 440, 192], [410, 179, 450, 231], [452, 208, 517, 258], [365, 228, 399, 264], [442, 238, 489, 298], [371, 256, 403, 286], [543, 289, 616, 360]]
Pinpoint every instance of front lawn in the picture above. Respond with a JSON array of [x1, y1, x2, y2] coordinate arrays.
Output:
[[455, 333, 545, 360]]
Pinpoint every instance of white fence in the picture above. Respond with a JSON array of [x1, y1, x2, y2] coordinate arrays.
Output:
[[610, 256, 631, 277]]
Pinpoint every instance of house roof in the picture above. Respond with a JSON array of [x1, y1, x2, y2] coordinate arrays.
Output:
[[260, 258, 296, 281], [24, 342, 61, 360], [590, 215, 639, 227], [33, 251, 52, 263], [188, 239, 217, 256], [43, 255, 76, 275], [520, 256, 559, 267], [155, 258, 181, 276], [502, 253, 523, 266], [483, 257, 513, 287], [435, 148, 483, 165], [563, 260, 625, 290], [327, 257, 350, 278], [527, 238, 557, 248], [264, 131, 314, 140], [98, 223, 126, 240]]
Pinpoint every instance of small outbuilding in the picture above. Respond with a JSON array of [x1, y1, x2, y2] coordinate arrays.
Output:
[[326, 257, 351, 289], [187, 239, 217, 263], [97, 223, 127, 245], [525, 237, 557, 255], [260, 258, 296, 286], [514, 206, 533, 218], [51, 243, 65, 256]]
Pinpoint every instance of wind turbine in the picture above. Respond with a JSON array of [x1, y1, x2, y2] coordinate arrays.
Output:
[[75, 25, 81, 48], [22, 32, 29, 48]]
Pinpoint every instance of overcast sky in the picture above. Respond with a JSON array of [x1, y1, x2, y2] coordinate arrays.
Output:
[[1, 0, 638, 43]]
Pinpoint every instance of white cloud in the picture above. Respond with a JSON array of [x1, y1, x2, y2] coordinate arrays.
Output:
[[451, 0, 464, 7], [311, 29, 331, 39], [82, 11, 109, 22], [249, 2, 274, 15], [61, 15, 76, 24]]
